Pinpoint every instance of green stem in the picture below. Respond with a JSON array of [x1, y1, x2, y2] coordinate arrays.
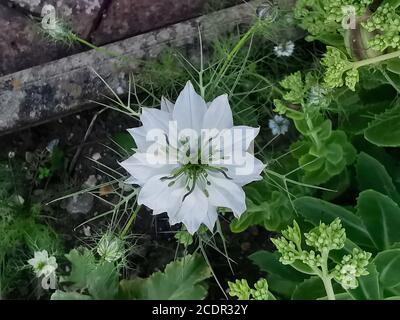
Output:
[[211, 23, 259, 92], [322, 276, 336, 301], [120, 205, 140, 238], [72, 34, 130, 63], [352, 49, 400, 69], [321, 251, 336, 301], [304, 115, 321, 150]]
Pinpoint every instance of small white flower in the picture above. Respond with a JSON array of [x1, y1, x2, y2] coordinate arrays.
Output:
[[274, 41, 295, 57], [268, 115, 290, 136], [121, 81, 264, 234], [8, 151, 15, 159], [339, 274, 358, 290], [28, 250, 58, 278]]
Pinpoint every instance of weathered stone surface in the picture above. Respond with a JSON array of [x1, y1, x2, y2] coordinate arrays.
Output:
[[0, 3, 76, 76], [7, 0, 106, 37], [91, 0, 206, 45], [0, 2, 259, 135]]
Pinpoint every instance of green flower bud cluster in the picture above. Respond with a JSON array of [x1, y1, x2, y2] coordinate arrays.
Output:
[[274, 72, 331, 118], [228, 278, 273, 300], [280, 71, 306, 104], [294, 0, 336, 40], [324, 0, 373, 23], [333, 248, 371, 289], [300, 250, 324, 268], [322, 47, 359, 91], [272, 219, 371, 298], [252, 279, 270, 300], [228, 279, 251, 300], [363, 4, 400, 51], [294, 0, 372, 41], [271, 236, 300, 265], [304, 218, 346, 253]]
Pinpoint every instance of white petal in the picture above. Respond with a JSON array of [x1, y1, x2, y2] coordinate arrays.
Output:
[[203, 204, 218, 232], [127, 108, 171, 152], [206, 174, 246, 217], [160, 96, 174, 114], [120, 152, 177, 186], [172, 81, 207, 132], [223, 126, 260, 152], [127, 127, 147, 151], [140, 107, 171, 132], [207, 126, 260, 168], [223, 152, 265, 186], [202, 94, 233, 130], [138, 174, 186, 215], [173, 186, 209, 234]]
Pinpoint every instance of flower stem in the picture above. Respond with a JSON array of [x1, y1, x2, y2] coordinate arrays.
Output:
[[120, 205, 140, 238], [321, 251, 336, 300], [322, 276, 336, 301], [352, 49, 400, 69], [72, 34, 131, 63]]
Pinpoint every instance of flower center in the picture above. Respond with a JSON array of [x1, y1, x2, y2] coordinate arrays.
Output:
[[160, 163, 232, 201]]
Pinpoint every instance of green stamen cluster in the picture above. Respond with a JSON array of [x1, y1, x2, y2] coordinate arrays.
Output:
[[228, 278, 273, 300], [272, 219, 371, 299], [162, 164, 211, 200]]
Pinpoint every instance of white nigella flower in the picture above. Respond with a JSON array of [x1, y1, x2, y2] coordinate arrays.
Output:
[[274, 41, 295, 57], [121, 81, 264, 234], [268, 115, 290, 136], [28, 250, 58, 278]]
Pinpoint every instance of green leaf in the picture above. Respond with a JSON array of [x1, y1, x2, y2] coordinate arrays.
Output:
[[87, 262, 119, 300], [357, 190, 400, 250], [267, 274, 299, 299], [63, 248, 97, 290], [230, 189, 294, 233], [356, 153, 400, 204], [51, 291, 92, 300], [292, 277, 345, 300], [365, 114, 400, 147], [291, 277, 326, 300], [294, 197, 374, 250], [112, 132, 136, 152], [373, 249, 400, 289], [386, 59, 400, 74], [120, 254, 210, 300], [346, 264, 382, 300]]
